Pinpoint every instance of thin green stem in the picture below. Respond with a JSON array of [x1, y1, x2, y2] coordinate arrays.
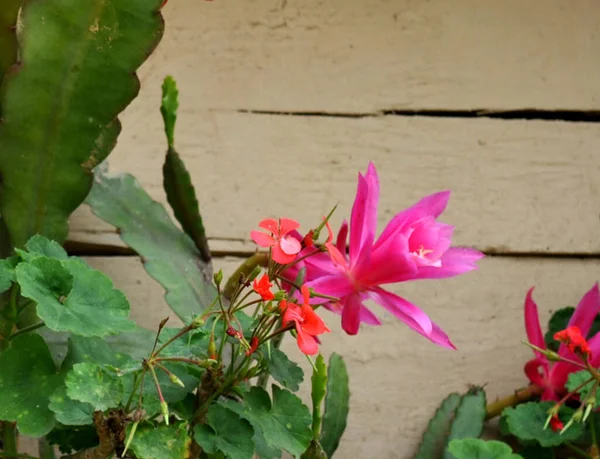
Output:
[[124, 372, 143, 412], [9, 322, 44, 340]]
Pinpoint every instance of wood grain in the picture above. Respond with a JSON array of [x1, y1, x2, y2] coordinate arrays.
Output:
[[70, 113, 600, 254], [134, 0, 600, 112], [79, 255, 600, 458]]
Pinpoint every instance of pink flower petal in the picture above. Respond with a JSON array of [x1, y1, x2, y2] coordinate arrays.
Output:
[[307, 274, 355, 300], [360, 305, 382, 325], [258, 219, 279, 234], [296, 328, 319, 355], [250, 230, 275, 248], [411, 247, 484, 280], [369, 287, 433, 336], [279, 235, 301, 255], [336, 220, 348, 255], [524, 288, 548, 363], [271, 244, 297, 264], [349, 163, 379, 261], [279, 218, 300, 235], [564, 283, 600, 345], [341, 293, 362, 335]]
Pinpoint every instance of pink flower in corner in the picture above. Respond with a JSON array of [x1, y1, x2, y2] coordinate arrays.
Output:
[[524, 283, 600, 400], [301, 163, 483, 348], [250, 218, 302, 265]]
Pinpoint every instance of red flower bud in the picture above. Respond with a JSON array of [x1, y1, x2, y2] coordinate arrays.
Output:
[[549, 414, 564, 432], [246, 336, 259, 356]]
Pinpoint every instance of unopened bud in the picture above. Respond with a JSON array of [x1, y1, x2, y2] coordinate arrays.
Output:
[[191, 315, 205, 329], [208, 336, 217, 359], [160, 401, 170, 425], [226, 326, 242, 339], [248, 265, 263, 283], [584, 402, 594, 422], [214, 269, 223, 286], [545, 350, 561, 361], [168, 373, 185, 388], [273, 290, 287, 301]]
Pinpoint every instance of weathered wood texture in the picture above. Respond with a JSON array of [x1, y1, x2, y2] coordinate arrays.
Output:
[[143, 0, 600, 112], [77, 256, 598, 459], [70, 113, 600, 254]]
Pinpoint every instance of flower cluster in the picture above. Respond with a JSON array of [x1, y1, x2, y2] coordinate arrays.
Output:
[[248, 163, 483, 355]]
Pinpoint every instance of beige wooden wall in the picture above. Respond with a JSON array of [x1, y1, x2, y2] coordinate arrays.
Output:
[[67, 1, 600, 457]]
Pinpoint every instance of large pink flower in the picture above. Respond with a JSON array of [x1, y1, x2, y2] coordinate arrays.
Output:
[[301, 163, 483, 348], [524, 283, 600, 400]]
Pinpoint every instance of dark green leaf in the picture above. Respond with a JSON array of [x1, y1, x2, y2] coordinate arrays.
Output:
[[415, 393, 463, 459], [0, 0, 20, 95], [267, 347, 304, 392], [65, 362, 123, 411], [0, 334, 61, 436], [161, 76, 178, 150], [566, 370, 599, 404], [86, 167, 216, 322], [0, 0, 164, 248], [448, 439, 522, 459], [61, 335, 132, 373], [17, 257, 135, 337], [194, 404, 255, 459], [19, 235, 69, 261], [48, 385, 94, 426], [222, 385, 312, 457], [46, 424, 99, 455], [518, 445, 555, 459], [444, 387, 487, 459], [129, 421, 192, 459], [320, 353, 349, 458], [0, 256, 18, 293], [310, 354, 327, 439], [502, 402, 584, 447]]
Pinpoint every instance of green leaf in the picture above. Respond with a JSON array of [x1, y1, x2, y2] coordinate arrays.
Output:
[[544, 307, 600, 351], [17, 257, 135, 337], [86, 167, 216, 322], [161, 76, 179, 150], [0, 1, 20, 94], [48, 385, 94, 426], [194, 404, 255, 459], [566, 370, 599, 404], [0, 334, 61, 436], [0, 0, 164, 249], [0, 256, 18, 293], [19, 235, 69, 261], [415, 393, 463, 459], [320, 353, 349, 458], [267, 347, 304, 392], [222, 385, 312, 457], [310, 354, 327, 439], [448, 439, 523, 459], [444, 387, 487, 459], [502, 402, 584, 447], [65, 362, 123, 411], [61, 335, 132, 373], [129, 422, 192, 459]]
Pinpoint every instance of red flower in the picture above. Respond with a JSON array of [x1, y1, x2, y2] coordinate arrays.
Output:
[[554, 326, 592, 358], [246, 336, 259, 356], [226, 326, 242, 339], [282, 286, 330, 355], [253, 274, 275, 301], [549, 414, 564, 432], [302, 230, 315, 248], [250, 218, 302, 264]]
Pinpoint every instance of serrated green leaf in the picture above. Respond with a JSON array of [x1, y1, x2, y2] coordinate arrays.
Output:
[[17, 257, 135, 337], [415, 392, 463, 459], [310, 354, 327, 440], [65, 362, 123, 411], [161, 76, 179, 150], [444, 387, 487, 459], [267, 347, 304, 392], [320, 353, 349, 458], [194, 404, 255, 459], [129, 422, 192, 459], [0, 334, 61, 436], [86, 167, 216, 322], [448, 439, 523, 459], [503, 402, 584, 447], [48, 385, 94, 426], [61, 335, 132, 373], [566, 370, 599, 404], [0, 256, 18, 293], [222, 385, 312, 457], [19, 235, 69, 261], [0, 0, 164, 249]]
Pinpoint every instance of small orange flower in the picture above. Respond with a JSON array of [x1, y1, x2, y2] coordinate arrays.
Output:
[[253, 274, 275, 301], [282, 286, 330, 355], [250, 218, 302, 264], [554, 326, 592, 358]]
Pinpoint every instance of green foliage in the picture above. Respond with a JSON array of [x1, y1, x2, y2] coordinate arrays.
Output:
[[267, 347, 304, 392], [0, 0, 164, 249], [566, 370, 600, 404], [0, 0, 20, 90], [48, 385, 94, 426], [17, 256, 135, 337], [65, 362, 124, 411], [0, 334, 61, 436], [0, 256, 18, 293], [310, 354, 328, 440], [320, 353, 349, 458], [86, 166, 217, 322], [129, 422, 192, 459], [416, 393, 463, 459], [502, 402, 584, 447], [222, 385, 312, 457], [194, 404, 255, 459], [544, 306, 600, 351], [161, 77, 210, 262], [46, 424, 99, 454], [18, 234, 69, 261], [448, 439, 523, 459], [444, 387, 487, 459]]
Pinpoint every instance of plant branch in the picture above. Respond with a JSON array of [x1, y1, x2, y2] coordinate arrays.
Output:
[[61, 412, 114, 459], [485, 384, 542, 419]]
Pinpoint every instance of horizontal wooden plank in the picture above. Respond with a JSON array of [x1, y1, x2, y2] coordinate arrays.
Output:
[[135, 0, 600, 112], [77, 255, 600, 458], [69, 113, 600, 254]]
